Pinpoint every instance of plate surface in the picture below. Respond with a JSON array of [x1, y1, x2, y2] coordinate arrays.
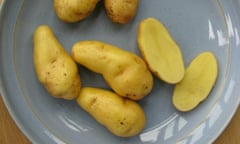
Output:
[[1, 0, 240, 143]]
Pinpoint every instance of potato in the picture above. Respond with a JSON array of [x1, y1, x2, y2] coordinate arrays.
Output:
[[72, 40, 153, 100], [104, 0, 139, 24], [76, 87, 146, 137], [33, 25, 81, 100], [173, 52, 218, 111], [54, 0, 100, 23], [137, 17, 185, 84]]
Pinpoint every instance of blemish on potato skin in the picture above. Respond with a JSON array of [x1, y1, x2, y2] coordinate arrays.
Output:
[[74, 12, 84, 17], [46, 71, 50, 75], [51, 59, 57, 64], [90, 97, 98, 109], [119, 116, 128, 126], [125, 93, 137, 99]]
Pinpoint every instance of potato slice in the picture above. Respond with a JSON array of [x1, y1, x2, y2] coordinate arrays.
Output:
[[173, 52, 218, 111], [137, 17, 185, 84]]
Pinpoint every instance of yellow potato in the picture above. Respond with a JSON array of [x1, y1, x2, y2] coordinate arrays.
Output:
[[76, 87, 146, 137], [173, 52, 218, 111], [54, 0, 100, 23], [137, 17, 185, 84], [72, 40, 153, 100], [33, 25, 81, 100], [104, 0, 139, 24]]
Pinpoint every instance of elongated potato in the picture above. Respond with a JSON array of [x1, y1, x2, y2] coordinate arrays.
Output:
[[173, 52, 218, 111], [104, 0, 139, 24], [54, 0, 100, 23], [33, 25, 81, 100], [72, 40, 153, 100], [77, 87, 146, 137], [137, 17, 185, 84]]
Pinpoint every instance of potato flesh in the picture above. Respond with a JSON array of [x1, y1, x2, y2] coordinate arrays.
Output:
[[173, 52, 218, 111], [72, 41, 153, 100], [33, 25, 81, 100], [137, 17, 185, 84], [76, 87, 146, 137], [104, 0, 139, 24], [54, 0, 100, 23]]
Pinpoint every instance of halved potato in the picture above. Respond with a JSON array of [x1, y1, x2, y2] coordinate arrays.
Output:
[[173, 52, 218, 111], [137, 17, 185, 84]]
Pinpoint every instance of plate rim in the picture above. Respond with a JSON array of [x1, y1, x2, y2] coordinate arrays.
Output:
[[1, 0, 240, 143]]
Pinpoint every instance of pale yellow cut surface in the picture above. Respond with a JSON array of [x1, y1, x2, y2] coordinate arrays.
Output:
[[137, 17, 185, 84], [173, 52, 218, 111]]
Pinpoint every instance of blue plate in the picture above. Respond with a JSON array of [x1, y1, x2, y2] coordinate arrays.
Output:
[[1, 0, 240, 143]]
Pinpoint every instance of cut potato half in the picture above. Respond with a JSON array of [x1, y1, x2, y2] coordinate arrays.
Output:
[[173, 52, 218, 111], [137, 17, 185, 84]]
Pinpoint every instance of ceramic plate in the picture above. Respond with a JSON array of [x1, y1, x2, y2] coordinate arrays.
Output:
[[1, 0, 240, 143]]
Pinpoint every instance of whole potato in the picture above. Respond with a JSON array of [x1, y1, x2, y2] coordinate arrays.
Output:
[[77, 87, 146, 137], [72, 40, 153, 100], [54, 0, 100, 23], [33, 25, 81, 100], [104, 0, 139, 24]]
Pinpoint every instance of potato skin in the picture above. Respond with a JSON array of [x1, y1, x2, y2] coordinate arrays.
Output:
[[77, 87, 146, 137], [104, 0, 139, 24], [72, 40, 153, 100], [33, 25, 81, 100], [54, 0, 100, 23]]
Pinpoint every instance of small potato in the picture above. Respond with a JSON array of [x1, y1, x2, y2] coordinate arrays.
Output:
[[173, 52, 218, 111], [104, 0, 139, 24], [54, 0, 100, 23], [72, 40, 153, 100], [33, 25, 81, 100], [76, 87, 146, 137], [138, 17, 185, 84]]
